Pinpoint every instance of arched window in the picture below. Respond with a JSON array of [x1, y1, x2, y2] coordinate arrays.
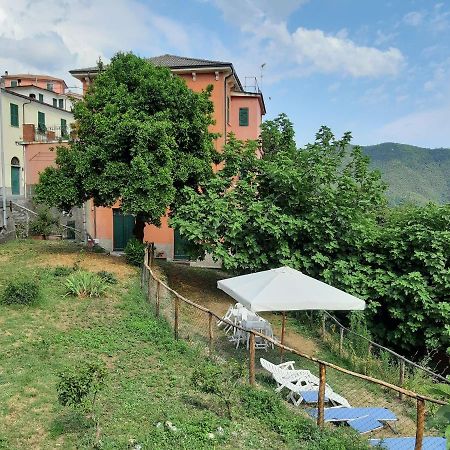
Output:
[[11, 157, 20, 195]]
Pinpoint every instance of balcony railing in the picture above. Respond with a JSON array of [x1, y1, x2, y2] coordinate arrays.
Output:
[[33, 125, 72, 142]]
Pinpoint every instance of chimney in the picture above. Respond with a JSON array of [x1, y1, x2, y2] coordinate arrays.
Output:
[[4, 71, 8, 76]]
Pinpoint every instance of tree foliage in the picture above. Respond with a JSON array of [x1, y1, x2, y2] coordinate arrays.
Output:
[[171, 116, 449, 356], [35, 52, 217, 235]]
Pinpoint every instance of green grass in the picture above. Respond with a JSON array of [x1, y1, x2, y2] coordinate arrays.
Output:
[[0, 240, 369, 449]]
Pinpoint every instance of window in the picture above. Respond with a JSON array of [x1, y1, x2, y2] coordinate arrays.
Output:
[[37, 111, 46, 133], [38, 93, 44, 103], [29, 93, 36, 99], [53, 98, 57, 107], [58, 99, 64, 109], [47, 82, 54, 91], [10, 103, 19, 127], [239, 107, 249, 126], [10, 80, 18, 87], [61, 118, 68, 138]]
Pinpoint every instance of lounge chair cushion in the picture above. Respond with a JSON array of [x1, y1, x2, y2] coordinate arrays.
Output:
[[369, 437, 447, 450], [348, 416, 384, 434]]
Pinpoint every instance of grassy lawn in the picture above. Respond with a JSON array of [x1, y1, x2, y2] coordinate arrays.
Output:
[[0, 240, 369, 449]]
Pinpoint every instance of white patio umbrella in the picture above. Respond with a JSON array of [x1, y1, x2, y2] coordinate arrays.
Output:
[[217, 266, 365, 347]]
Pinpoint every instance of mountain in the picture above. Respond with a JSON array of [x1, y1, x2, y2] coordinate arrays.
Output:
[[360, 143, 450, 205]]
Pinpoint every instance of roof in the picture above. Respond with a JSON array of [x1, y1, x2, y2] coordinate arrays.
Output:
[[6, 85, 69, 96], [0, 88, 74, 114], [2, 74, 68, 88], [70, 54, 233, 75], [217, 266, 366, 312]]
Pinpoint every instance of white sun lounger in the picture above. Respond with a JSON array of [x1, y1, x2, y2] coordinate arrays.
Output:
[[260, 358, 351, 407]]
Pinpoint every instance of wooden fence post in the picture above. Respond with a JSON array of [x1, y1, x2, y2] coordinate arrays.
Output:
[[414, 397, 425, 450], [249, 332, 255, 386], [317, 363, 326, 427], [174, 296, 179, 340], [155, 280, 160, 318], [339, 327, 344, 356], [399, 358, 405, 400], [208, 312, 213, 356]]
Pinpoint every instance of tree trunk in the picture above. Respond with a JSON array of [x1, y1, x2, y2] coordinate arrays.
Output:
[[134, 214, 146, 242]]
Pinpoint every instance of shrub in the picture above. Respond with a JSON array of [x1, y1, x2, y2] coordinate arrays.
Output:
[[57, 361, 107, 412], [124, 238, 146, 266], [97, 270, 118, 285], [53, 266, 74, 277], [29, 207, 59, 238], [1, 278, 40, 305], [65, 271, 108, 298], [191, 361, 244, 419]]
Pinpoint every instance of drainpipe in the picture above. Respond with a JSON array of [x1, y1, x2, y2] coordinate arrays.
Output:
[[224, 69, 233, 147], [0, 81, 7, 227]]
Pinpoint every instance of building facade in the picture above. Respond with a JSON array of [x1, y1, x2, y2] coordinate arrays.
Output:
[[0, 83, 74, 198], [68, 55, 266, 259]]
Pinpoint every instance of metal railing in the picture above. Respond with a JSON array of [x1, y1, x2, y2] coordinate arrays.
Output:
[[34, 125, 71, 142]]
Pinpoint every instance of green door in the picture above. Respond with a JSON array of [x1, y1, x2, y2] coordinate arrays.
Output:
[[11, 166, 20, 195], [174, 228, 191, 260], [113, 209, 135, 251]]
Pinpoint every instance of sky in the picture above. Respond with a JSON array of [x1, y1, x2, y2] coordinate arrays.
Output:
[[0, 0, 449, 148]]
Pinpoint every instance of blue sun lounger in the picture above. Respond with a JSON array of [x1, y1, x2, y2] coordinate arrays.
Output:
[[369, 437, 447, 450], [298, 391, 329, 404], [307, 407, 397, 434]]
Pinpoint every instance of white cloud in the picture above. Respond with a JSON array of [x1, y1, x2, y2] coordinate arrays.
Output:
[[210, 0, 405, 82], [0, 0, 194, 90], [403, 11, 424, 26], [377, 104, 450, 147], [291, 28, 404, 77]]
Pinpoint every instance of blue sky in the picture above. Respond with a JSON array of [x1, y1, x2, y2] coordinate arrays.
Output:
[[1, 0, 449, 147]]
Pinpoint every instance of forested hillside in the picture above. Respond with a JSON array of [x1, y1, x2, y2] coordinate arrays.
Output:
[[361, 143, 450, 204]]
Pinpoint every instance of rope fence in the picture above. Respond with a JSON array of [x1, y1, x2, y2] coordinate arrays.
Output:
[[142, 245, 448, 450]]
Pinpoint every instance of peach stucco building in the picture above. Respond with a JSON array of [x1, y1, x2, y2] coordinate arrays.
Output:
[[69, 55, 266, 258]]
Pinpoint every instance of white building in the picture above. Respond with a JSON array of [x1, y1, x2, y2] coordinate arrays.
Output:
[[0, 86, 74, 198]]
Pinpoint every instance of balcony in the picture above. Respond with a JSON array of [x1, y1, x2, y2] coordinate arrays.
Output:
[[22, 124, 74, 143]]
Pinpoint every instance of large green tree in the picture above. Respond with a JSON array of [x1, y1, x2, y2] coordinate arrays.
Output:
[[171, 116, 449, 355], [35, 52, 217, 239]]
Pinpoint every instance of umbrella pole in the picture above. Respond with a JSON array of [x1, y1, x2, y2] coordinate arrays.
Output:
[[280, 311, 286, 362]]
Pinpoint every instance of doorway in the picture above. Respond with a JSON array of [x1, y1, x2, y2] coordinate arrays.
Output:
[[11, 157, 20, 195], [113, 209, 135, 251]]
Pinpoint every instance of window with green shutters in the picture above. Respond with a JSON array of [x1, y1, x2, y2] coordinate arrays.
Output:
[[61, 118, 68, 138], [239, 107, 249, 126], [38, 93, 44, 103], [10, 80, 18, 87], [37, 111, 46, 133], [58, 99, 64, 109], [53, 98, 57, 107], [10, 103, 19, 127]]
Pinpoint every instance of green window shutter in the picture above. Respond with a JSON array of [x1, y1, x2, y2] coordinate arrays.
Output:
[[61, 118, 67, 137], [38, 111, 46, 132], [38, 93, 44, 103], [10, 80, 18, 87], [58, 99, 64, 109], [239, 107, 249, 126], [10, 103, 19, 127], [53, 98, 57, 107]]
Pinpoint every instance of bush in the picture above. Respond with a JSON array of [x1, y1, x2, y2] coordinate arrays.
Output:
[[57, 361, 107, 412], [65, 271, 108, 298], [124, 238, 146, 266], [53, 266, 74, 277], [29, 207, 59, 238], [191, 361, 244, 419], [1, 278, 40, 305], [97, 270, 118, 285]]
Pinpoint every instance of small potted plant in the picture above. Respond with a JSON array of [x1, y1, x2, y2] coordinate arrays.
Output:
[[29, 208, 60, 240]]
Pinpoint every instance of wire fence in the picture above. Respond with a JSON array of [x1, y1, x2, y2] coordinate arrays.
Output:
[[141, 246, 448, 450], [319, 311, 448, 391]]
